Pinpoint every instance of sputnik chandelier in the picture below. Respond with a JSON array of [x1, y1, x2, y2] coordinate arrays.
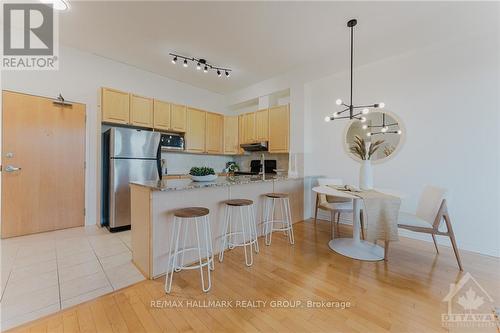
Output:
[[363, 113, 402, 137], [324, 19, 385, 123], [169, 53, 232, 78]]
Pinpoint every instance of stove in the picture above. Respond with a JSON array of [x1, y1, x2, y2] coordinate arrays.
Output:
[[235, 159, 277, 176]]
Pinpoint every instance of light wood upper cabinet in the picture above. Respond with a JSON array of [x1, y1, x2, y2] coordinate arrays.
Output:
[[268, 105, 289, 153], [242, 112, 256, 144], [238, 115, 245, 154], [171, 104, 187, 132], [255, 109, 269, 141], [205, 112, 223, 154], [153, 100, 171, 130], [186, 107, 206, 152], [130, 94, 153, 127], [223, 116, 239, 154], [101, 88, 130, 124]]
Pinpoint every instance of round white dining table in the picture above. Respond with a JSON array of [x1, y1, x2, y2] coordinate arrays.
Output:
[[312, 185, 396, 261]]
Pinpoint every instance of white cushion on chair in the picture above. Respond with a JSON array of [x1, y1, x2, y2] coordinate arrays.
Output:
[[398, 212, 432, 228], [319, 201, 353, 211]]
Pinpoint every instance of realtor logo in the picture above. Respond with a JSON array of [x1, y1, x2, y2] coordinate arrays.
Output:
[[1, 1, 59, 70], [442, 272, 498, 329]]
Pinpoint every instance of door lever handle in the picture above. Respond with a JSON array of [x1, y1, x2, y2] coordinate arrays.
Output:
[[4, 165, 21, 172]]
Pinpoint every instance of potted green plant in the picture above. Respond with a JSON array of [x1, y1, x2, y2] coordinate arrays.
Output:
[[189, 167, 217, 182]]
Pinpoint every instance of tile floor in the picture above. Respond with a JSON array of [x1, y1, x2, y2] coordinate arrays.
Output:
[[0, 226, 144, 331]]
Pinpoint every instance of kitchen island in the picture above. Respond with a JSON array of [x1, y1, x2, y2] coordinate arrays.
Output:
[[130, 175, 304, 279]]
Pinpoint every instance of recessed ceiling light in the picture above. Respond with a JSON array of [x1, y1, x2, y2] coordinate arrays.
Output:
[[40, 0, 70, 11]]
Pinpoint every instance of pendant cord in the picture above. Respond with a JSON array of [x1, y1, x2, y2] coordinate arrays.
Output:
[[349, 25, 354, 118]]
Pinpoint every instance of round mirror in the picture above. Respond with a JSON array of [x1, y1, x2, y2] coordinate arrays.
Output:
[[344, 111, 404, 163]]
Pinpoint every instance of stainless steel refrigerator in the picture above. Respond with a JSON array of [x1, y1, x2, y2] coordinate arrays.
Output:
[[102, 127, 161, 231]]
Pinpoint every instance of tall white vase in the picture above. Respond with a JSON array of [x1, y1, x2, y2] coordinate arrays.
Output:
[[359, 160, 373, 190]]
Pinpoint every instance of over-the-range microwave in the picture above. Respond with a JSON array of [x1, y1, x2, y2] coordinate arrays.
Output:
[[159, 132, 185, 151]]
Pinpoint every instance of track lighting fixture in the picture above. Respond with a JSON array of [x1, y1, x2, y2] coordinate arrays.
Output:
[[324, 19, 385, 123], [169, 53, 232, 78]]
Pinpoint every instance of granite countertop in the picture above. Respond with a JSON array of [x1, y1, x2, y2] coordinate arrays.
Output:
[[131, 175, 296, 192]]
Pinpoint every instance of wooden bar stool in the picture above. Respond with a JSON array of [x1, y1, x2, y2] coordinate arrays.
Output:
[[263, 193, 295, 246], [165, 207, 214, 293], [219, 199, 259, 266]]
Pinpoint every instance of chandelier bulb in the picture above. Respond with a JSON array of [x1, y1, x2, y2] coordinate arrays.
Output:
[[324, 116, 332, 122], [335, 99, 342, 106], [333, 112, 339, 118], [379, 102, 385, 108], [360, 117, 367, 123], [367, 132, 372, 137], [362, 108, 369, 115], [381, 126, 388, 133], [397, 130, 402, 135], [362, 124, 368, 130]]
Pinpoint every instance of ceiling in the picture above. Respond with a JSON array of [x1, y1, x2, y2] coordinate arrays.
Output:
[[59, 1, 492, 94]]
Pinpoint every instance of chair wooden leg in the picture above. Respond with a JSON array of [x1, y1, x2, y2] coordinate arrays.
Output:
[[384, 241, 389, 261], [444, 213, 463, 271], [314, 194, 319, 224], [336, 211, 341, 226], [331, 210, 337, 237], [359, 210, 366, 240], [431, 234, 439, 253]]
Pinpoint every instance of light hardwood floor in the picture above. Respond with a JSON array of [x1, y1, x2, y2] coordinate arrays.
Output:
[[6, 219, 500, 333]]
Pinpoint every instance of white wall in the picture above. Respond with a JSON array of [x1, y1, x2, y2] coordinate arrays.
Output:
[[225, 13, 499, 257], [1, 46, 227, 226], [304, 32, 499, 256]]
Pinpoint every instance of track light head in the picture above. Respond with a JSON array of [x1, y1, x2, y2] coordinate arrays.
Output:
[[183, 59, 188, 67], [203, 66, 208, 73], [217, 70, 221, 77], [171, 56, 177, 64], [196, 62, 201, 70], [225, 71, 230, 77]]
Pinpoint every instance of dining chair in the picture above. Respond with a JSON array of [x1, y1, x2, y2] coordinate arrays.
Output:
[[397, 185, 463, 271], [314, 178, 365, 239]]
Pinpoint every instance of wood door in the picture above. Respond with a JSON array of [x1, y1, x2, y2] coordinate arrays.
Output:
[[171, 104, 187, 132], [130, 94, 153, 128], [268, 105, 289, 153], [223, 116, 239, 154], [186, 107, 206, 152], [205, 112, 223, 154], [153, 99, 171, 130], [2, 91, 86, 238], [243, 112, 256, 143], [101, 87, 130, 124], [255, 109, 269, 141]]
